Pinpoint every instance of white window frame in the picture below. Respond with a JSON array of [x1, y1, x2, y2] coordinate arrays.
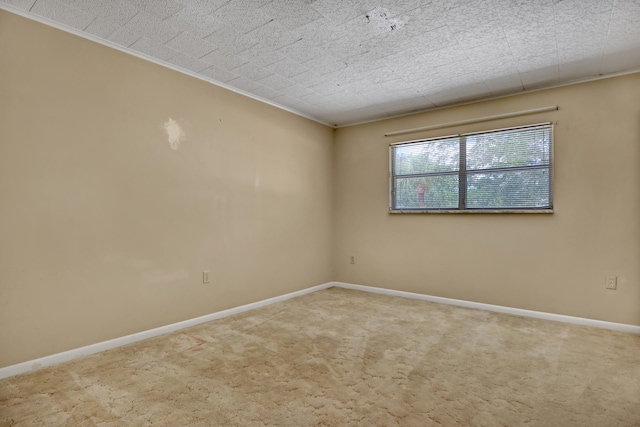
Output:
[[389, 123, 554, 214]]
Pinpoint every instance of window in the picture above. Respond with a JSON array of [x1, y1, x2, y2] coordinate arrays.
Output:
[[390, 123, 553, 212]]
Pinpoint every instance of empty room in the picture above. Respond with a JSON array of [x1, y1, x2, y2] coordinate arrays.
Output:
[[1, 0, 639, 425]]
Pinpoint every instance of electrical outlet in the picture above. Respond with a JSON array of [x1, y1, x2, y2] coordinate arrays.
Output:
[[203, 270, 211, 284], [350, 256, 355, 264], [605, 275, 617, 290]]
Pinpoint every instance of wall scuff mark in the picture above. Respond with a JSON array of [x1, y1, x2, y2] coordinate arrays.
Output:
[[163, 118, 185, 150]]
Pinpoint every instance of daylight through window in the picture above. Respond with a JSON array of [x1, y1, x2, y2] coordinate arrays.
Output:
[[390, 123, 553, 212]]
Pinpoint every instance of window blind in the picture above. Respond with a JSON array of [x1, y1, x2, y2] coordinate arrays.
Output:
[[390, 123, 553, 212]]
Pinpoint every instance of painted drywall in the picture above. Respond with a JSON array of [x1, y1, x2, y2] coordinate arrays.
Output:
[[0, 10, 333, 368], [2, 8, 639, 371], [333, 73, 640, 326]]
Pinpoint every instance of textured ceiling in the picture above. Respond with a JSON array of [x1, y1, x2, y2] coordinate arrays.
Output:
[[2, 0, 640, 126]]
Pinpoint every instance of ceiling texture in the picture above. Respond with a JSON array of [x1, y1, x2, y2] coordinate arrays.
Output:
[[2, 0, 640, 127]]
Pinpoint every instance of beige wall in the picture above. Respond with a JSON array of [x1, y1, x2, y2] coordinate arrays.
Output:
[[2, 9, 639, 370], [0, 11, 333, 367], [334, 73, 640, 326]]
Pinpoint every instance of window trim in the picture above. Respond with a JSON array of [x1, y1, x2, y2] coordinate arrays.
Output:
[[389, 123, 554, 214]]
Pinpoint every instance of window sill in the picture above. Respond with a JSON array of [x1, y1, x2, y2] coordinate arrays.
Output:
[[389, 209, 554, 214]]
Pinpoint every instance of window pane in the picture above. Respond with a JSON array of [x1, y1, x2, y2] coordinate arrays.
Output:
[[467, 169, 550, 208], [394, 137, 459, 175], [390, 123, 553, 212], [394, 176, 459, 209], [466, 127, 551, 171]]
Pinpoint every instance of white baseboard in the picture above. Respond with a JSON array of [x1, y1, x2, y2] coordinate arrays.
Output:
[[4, 280, 638, 380], [331, 281, 640, 335], [0, 282, 333, 380]]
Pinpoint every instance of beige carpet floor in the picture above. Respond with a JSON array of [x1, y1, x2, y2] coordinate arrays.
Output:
[[1, 287, 640, 426]]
